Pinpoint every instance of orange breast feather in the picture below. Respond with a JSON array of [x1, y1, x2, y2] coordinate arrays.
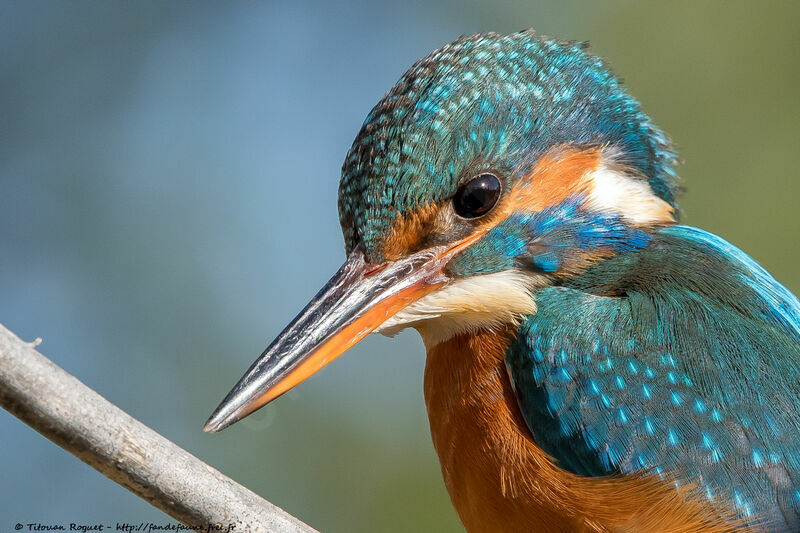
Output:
[[423, 329, 740, 532]]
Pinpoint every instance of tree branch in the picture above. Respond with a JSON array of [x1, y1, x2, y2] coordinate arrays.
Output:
[[0, 323, 318, 533]]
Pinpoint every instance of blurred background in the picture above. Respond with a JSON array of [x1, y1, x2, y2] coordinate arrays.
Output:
[[1, 1, 798, 531]]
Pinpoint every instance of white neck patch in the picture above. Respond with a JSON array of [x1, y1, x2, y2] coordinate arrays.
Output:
[[585, 164, 675, 225], [374, 269, 544, 349]]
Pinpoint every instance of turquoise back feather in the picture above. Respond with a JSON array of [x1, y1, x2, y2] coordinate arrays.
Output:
[[507, 225, 800, 531]]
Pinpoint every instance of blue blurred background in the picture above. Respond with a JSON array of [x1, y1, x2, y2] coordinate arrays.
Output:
[[1, 1, 798, 531]]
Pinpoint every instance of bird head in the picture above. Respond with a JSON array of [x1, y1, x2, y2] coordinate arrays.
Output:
[[205, 30, 679, 432]]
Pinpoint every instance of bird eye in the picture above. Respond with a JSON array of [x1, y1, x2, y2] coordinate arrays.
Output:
[[453, 173, 502, 219]]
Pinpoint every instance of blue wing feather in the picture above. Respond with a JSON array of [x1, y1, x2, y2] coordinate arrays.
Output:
[[506, 226, 800, 530]]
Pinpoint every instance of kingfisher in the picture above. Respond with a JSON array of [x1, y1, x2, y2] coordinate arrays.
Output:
[[204, 30, 800, 532]]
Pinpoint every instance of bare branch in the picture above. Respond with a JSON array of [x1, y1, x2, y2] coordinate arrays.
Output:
[[0, 323, 318, 533]]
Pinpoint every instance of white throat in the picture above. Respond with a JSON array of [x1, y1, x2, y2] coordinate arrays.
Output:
[[374, 269, 544, 349]]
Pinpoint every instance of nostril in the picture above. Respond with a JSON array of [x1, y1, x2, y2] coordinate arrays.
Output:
[[364, 262, 388, 277]]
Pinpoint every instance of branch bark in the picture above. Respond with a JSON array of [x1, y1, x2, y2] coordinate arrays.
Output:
[[0, 323, 318, 533]]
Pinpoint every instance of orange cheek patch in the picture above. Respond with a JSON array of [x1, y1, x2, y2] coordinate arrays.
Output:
[[504, 146, 602, 215], [381, 147, 604, 261]]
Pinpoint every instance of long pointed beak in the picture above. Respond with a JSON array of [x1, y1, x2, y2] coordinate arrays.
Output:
[[203, 235, 480, 433]]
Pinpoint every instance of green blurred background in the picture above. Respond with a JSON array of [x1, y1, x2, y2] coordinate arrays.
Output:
[[1, 1, 798, 531]]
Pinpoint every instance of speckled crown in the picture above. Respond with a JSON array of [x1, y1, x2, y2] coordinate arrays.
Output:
[[338, 30, 678, 261]]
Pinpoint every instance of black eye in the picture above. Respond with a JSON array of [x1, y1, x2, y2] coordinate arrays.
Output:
[[453, 173, 501, 219]]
